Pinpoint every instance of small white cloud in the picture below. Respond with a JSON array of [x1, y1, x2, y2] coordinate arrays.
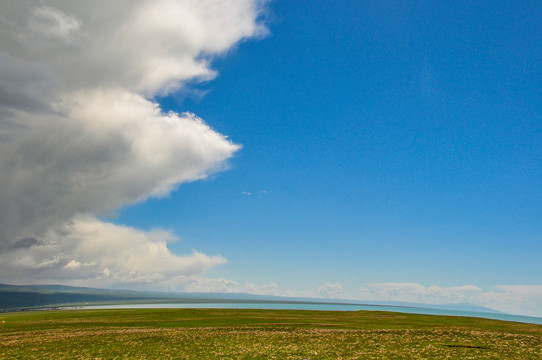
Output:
[[485, 285, 542, 316], [317, 282, 343, 298], [358, 282, 542, 317], [242, 190, 268, 197], [364, 282, 483, 304], [149, 275, 280, 296], [64, 260, 81, 270]]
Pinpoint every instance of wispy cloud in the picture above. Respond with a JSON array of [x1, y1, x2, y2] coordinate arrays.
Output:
[[242, 190, 268, 197], [359, 282, 542, 317], [178, 276, 279, 295], [317, 282, 344, 298], [0, 0, 266, 285]]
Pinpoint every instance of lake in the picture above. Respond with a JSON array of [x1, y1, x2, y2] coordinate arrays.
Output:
[[62, 302, 542, 325]]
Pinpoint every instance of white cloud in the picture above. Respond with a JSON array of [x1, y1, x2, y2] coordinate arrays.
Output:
[[0, 216, 226, 286], [64, 260, 81, 270], [317, 282, 343, 298], [362, 282, 483, 304], [242, 190, 268, 197], [177, 276, 279, 295], [0, 0, 266, 97], [0, 0, 266, 286], [359, 282, 542, 317], [24, 6, 85, 46], [483, 285, 542, 317], [1, 90, 240, 245]]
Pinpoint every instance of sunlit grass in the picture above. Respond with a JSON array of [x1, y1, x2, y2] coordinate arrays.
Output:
[[1, 309, 541, 359]]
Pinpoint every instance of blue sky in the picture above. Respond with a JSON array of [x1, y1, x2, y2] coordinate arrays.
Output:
[[124, 1, 541, 291], [0, 0, 541, 316]]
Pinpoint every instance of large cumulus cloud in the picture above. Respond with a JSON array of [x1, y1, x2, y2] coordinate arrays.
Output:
[[0, 0, 265, 286]]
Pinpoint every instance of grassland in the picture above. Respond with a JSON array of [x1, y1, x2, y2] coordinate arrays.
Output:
[[1, 308, 541, 359]]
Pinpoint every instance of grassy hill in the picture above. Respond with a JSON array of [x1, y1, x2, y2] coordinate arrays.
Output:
[[1, 308, 541, 359]]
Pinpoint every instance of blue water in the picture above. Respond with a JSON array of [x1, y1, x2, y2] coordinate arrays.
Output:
[[62, 302, 542, 325]]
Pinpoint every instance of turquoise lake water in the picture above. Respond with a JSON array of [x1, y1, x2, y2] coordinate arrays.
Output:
[[64, 302, 542, 325]]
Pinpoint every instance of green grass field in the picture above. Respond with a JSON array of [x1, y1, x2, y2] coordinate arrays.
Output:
[[1, 308, 541, 359]]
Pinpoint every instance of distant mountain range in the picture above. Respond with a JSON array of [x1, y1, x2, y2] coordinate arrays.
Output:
[[0, 283, 498, 314]]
